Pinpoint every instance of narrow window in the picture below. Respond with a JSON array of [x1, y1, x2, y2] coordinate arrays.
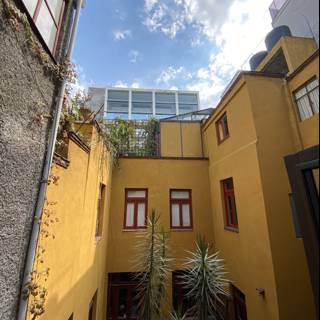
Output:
[[170, 190, 192, 229], [294, 77, 319, 121], [222, 178, 238, 230], [95, 183, 106, 238], [21, 0, 66, 54], [216, 112, 229, 144], [124, 189, 147, 229]]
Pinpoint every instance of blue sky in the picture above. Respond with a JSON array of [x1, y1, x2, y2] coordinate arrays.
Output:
[[73, 0, 272, 108]]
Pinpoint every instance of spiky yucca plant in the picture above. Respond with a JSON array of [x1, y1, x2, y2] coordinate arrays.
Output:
[[181, 236, 229, 320], [134, 210, 170, 320], [170, 310, 186, 320]]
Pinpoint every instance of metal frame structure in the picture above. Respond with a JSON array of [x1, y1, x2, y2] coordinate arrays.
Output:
[[88, 86, 200, 120]]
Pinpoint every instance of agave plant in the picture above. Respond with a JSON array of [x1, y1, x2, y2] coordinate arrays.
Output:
[[180, 236, 230, 320], [170, 310, 187, 320], [134, 209, 171, 320]]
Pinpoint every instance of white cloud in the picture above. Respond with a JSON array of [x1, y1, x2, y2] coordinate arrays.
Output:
[[157, 66, 186, 84], [143, 0, 272, 108], [113, 29, 132, 41], [129, 50, 141, 63], [114, 80, 141, 88]]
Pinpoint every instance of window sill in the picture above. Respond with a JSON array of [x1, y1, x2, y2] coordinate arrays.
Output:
[[171, 228, 193, 232], [224, 226, 239, 233], [122, 228, 147, 232]]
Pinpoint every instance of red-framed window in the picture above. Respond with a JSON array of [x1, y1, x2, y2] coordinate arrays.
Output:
[[170, 189, 193, 229], [124, 189, 148, 229], [95, 183, 106, 238], [216, 112, 229, 144], [222, 178, 238, 230], [21, 0, 66, 54]]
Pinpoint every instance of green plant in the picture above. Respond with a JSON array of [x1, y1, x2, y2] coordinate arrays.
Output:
[[134, 210, 171, 320], [99, 119, 135, 166], [170, 310, 187, 320], [181, 236, 230, 320]]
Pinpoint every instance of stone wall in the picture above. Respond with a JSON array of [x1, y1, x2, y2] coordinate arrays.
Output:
[[0, 1, 72, 318]]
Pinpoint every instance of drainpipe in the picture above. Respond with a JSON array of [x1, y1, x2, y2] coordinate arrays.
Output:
[[17, 0, 83, 319]]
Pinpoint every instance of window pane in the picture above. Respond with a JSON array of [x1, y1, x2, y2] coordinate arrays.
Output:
[[171, 191, 190, 199], [295, 87, 307, 99], [172, 204, 180, 227], [309, 88, 319, 114], [182, 204, 191, 227], [156, 92, 175, 103], [178, 93, 198, 104], [36, 2, 57, 50], [127, 190, 146, 198], [223, 179, 234, 191], [297, 97, 313, 120], [179, 104, 198, 114], [306, 79, 319, 91], [156, 103, 176, 115], [132, 102, 153, 114], [132, 91, 152, 102], [218, 123, 224, 140], [47, 0, 63, 22], [137, 203, 146, 227], [108, 101, 129, 113], [22, 0, 38, 16], [108, 90, 129, 101], [126, 203, 134, 227]]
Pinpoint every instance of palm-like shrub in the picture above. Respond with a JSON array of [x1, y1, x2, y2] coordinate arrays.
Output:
[[134, 210, 170, 320], [180, 236, 230, 320], [170, 310, 186, 320]]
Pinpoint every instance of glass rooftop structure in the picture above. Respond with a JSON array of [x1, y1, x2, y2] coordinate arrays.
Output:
[[88, 87, 200, 120]]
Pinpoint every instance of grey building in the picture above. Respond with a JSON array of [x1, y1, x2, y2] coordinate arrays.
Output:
[[0, 0, 81, 319], [269, 0, 319, 46]]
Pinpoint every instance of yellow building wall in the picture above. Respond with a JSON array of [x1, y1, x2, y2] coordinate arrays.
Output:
[[203, 77, 280, 320], [257, 36, 317, 73], [27, 125, 112, 320], [288, 54, 319, 150], [160, 121, 204, 157], [107, 158, 213, 313], [246, 75, 315, 320]]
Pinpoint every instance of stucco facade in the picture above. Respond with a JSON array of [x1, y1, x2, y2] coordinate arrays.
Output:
[[18, 36, 319, 320]]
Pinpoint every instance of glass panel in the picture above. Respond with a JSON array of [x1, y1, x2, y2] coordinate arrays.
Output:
[[171, 191, 190, 199], [137, 203, 146, 227], [108, 90, 129, 101], [218, 123, 224, 140], [126, 203, 134, 227], [182, 204, 191, 227], [22, 0, 38, 16], [306, 79, 319, 91], [223, 115, 229, 135], [127, 190, 146, 198], [108, 101, 129, 113], [155, 92, 175, 103], [309, 88, 319, 114], [156, 103, 176, 115], [36, 2, 57, 50], [178, 93, 198, 104], [297, 97, 313, 120], [47, 0, 63, 22], [132, 102, 153, 114], [132, 91, 152, 102], [295, 87, 307, 99], [223, 179, 234, 191], [172, 204, 180, 227]]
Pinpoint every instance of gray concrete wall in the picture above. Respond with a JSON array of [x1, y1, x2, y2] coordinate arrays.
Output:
[[272, 0, 319, 46], [0, 1, 72, 319]]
